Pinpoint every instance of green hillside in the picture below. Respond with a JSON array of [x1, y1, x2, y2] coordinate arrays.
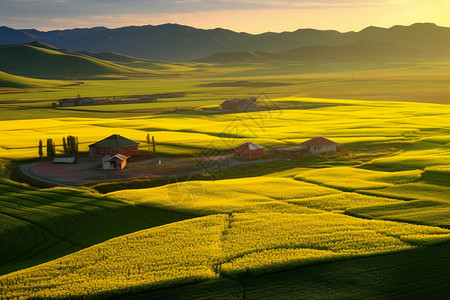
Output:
[[0, 44, 138, 79], [0, 70, 66, 88], [0, 178, 193, 275]]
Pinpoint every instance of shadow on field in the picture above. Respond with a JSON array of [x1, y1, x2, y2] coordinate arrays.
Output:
[[112, 243, 450, 300]]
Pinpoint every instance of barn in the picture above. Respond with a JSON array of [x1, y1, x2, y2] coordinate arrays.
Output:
[[89, 134, 139, 157], [234, 142, 265, 158], [301, 137, 339, 154], [221, 97, 258, 111], [102, 154, 128, 170]]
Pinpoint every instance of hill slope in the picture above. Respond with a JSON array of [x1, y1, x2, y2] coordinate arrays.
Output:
[[0, 44, 137, 79], [1, 23, 450, 60], [0, 70, 67, 88]]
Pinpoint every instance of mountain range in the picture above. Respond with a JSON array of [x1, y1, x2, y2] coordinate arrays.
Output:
[[1, 23, 450, 61]]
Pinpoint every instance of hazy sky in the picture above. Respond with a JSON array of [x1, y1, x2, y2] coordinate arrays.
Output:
[[1, 0, 449, 33]]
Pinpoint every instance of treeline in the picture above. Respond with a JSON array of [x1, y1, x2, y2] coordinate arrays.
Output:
[[38, 136, 79, 158]]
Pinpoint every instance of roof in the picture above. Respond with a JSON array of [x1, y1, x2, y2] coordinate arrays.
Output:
[[301, 137, 338, 147], [221, 98, 257, 107], [105, 154, 128, 162], [235, 142, 265, 152], [53, 157, 76, 164], [89, 134, 139, 149]]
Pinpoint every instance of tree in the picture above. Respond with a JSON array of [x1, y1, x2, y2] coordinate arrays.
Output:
[[152, 136, 156, 154], [75, 136, 79, 157], [62, 137, 68, 156], [46, 138, 55, 158], [38, 140, 43, 158]]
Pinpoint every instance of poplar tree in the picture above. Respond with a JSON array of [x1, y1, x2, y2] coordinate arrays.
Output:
[[38, 140, 43, 158], [62, 137, 68, 156]]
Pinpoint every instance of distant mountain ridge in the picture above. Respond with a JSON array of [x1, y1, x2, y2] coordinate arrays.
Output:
[[1, 23, 450, 61]]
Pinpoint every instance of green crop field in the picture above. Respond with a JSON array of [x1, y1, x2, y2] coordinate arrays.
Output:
[[1, 51, 450, 298]]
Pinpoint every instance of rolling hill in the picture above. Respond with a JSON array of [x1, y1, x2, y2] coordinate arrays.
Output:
[[1, 23, 450, 61], [0, 70, 67, 88], [0, 44, 138, 79], [197, 40, 431, 63]]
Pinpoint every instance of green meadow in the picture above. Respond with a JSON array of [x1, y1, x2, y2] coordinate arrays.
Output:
[[1, 49, 450, 298]]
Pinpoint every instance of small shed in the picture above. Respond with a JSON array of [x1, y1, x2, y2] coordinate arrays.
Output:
[[53, 157, 76, 164], [301, 137, 339, 154], [102, 154, 128, 170], [234, 142, 265, 158]]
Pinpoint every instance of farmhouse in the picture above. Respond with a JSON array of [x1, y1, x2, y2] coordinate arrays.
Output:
[[302, 137, 339, 154], [234, 142, 265, 158], [221, 97, 258, 111], [58, 96, 95, 107], [102, 154, 128, 170], [89, 134, 139, 157]]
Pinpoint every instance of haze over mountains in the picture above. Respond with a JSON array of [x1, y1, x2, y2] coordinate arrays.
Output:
[[1, 23, 450, 61]]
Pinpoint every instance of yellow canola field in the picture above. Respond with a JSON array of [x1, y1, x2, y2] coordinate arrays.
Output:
[[109, 177, 341, 214], [2, 96, 450, 160], [1, 212, 449, 298], [295, 167, 422, 191]]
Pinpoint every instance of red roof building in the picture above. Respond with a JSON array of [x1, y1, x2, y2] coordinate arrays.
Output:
[[301, 137, 338, 154], [89, 134, 139, 157], [234, 142, 265, 158]]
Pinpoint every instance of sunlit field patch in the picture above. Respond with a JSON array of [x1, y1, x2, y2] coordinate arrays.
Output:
[[295, 167, 422, 191], [109, 177, 340, 214]]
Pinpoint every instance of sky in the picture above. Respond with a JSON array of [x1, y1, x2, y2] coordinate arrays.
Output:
[[1, 0, 449, 33]]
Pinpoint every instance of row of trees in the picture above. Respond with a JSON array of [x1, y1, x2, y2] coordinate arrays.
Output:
[[38, 136, 79, 158]]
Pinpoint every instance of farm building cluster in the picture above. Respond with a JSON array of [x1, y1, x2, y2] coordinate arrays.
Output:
[[57, 92, 188, 107], [52, 134, 340, 171]]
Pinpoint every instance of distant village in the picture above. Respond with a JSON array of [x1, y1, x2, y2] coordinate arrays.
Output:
[[56, 92, 187, 107]]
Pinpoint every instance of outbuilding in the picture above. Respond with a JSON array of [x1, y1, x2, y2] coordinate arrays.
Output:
[[102, 154, 128, 170], [234, 142, 265, 158], [301, 137, 339, 154], [53, 157, 76, 164]]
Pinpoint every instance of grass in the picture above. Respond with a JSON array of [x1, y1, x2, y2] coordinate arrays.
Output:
[[0, 44, 139, 79]]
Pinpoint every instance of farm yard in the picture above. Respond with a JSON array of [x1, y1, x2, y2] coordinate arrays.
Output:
[[1, 42, 450, 299]]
